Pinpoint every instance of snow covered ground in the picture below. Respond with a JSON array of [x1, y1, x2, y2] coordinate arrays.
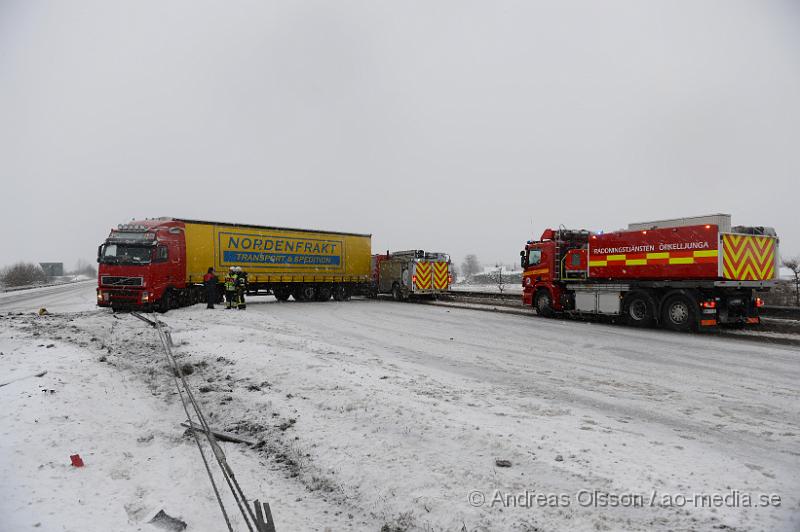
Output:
[[2, 283, 799, 531], [0, 280, 97, 313]]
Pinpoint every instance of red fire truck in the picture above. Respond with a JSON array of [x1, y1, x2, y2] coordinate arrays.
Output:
[[371, 250, 452, 300], [520, 214, 778, 330]]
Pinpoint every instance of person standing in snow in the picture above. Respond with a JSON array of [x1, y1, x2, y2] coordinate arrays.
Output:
[[235, 266, 248, 309], [224, 267, 237, 309], [203, 267, 217, 309]]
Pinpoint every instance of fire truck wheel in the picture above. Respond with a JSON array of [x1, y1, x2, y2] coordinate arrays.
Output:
[[661, 294, 696, 332], [273, 288, 290, 301], [316, 286, 332, 301], [622, 292, 656, 327], [534, 290, 554, 317]]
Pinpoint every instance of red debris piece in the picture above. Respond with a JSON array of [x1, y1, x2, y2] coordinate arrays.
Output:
[[70, 454, 84, 467]]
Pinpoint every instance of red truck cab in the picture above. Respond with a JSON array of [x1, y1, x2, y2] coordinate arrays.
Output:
[[521, 229, 590, 314], [97, 219, 188, 311]]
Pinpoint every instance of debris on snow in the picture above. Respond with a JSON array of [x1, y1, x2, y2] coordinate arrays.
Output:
[[148, 509, 187, 531]]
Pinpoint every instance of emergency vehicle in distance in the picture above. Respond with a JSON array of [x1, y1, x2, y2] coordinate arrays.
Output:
[[520, 214, 779, 330], [97, 218, 372, 311], [371, 250, 452, 300]]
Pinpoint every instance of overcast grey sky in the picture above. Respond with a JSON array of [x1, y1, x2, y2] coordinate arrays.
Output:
[[1, 0, 798, 270]]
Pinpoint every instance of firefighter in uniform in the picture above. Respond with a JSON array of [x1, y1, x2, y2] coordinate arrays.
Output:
[[224, 267, 237, 309], [235, 266, 248, 309]]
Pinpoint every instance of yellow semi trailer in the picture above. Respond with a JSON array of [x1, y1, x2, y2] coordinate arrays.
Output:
[[97, 217, 372, 309]]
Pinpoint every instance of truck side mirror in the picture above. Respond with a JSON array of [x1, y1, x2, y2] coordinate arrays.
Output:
[[520, 250, 526, 268], [97, 245, 103, 263]]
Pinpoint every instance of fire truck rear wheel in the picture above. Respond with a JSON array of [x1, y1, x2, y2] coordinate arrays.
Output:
[[661, 294, 696, 332], [534, 290, 554, 317], [273, 287, 291, 301], [622, 292, 656, 327]]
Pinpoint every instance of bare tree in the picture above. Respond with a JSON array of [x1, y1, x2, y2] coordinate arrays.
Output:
[[1, 262, 48, 287], [461, 254, 481, 279], [486, 264, 506, 293], [70, 259, 97, 278], [449, 262, 459, 283], [783, 257, 800, 306]]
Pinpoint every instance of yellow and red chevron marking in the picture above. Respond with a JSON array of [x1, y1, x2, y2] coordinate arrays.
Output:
[[415, 261, 432, 289], [722, 234, 775, 280], [433, 262, 449, 289]]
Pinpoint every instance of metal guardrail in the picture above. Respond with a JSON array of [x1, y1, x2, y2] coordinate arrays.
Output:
[[447, 290, 800, 319], [447, 289, 520, 300], [762, 305, 800, 320], [0, 279, 92, 293]]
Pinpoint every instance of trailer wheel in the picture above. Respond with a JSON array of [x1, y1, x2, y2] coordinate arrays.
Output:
[[333, 285, 346, 301], [661, 294, 696, 332], [300, 284, 316, 301], [316, 286, 332, 301], [534, 290, 554, 317], [273, 287, 290, 301], [622, 292, 656, 328]]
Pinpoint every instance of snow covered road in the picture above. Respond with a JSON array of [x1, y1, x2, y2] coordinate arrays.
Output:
[[1, 284, 799, 531], [0, 280, 96, 313]]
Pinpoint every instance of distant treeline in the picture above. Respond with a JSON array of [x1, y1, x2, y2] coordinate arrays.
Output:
[[0, 260, 96, 288]]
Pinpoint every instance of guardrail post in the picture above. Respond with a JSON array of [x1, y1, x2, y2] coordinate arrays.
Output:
[[253, 500, 276, 532]]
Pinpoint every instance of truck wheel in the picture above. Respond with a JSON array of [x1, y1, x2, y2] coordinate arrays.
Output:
[[534, 290, 554, 317], [622, 292, 656, 327], [157, 292, 171, 313], [661, 294, 696, 332], [316, 286, 332, 301], [273, 288, 290, 301]]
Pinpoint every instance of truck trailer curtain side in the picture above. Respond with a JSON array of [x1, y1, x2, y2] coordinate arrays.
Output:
[[182, 221, 371, 285]]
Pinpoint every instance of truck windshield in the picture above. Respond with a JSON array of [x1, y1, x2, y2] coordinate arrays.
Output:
[[100, 244, 152, 264]]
